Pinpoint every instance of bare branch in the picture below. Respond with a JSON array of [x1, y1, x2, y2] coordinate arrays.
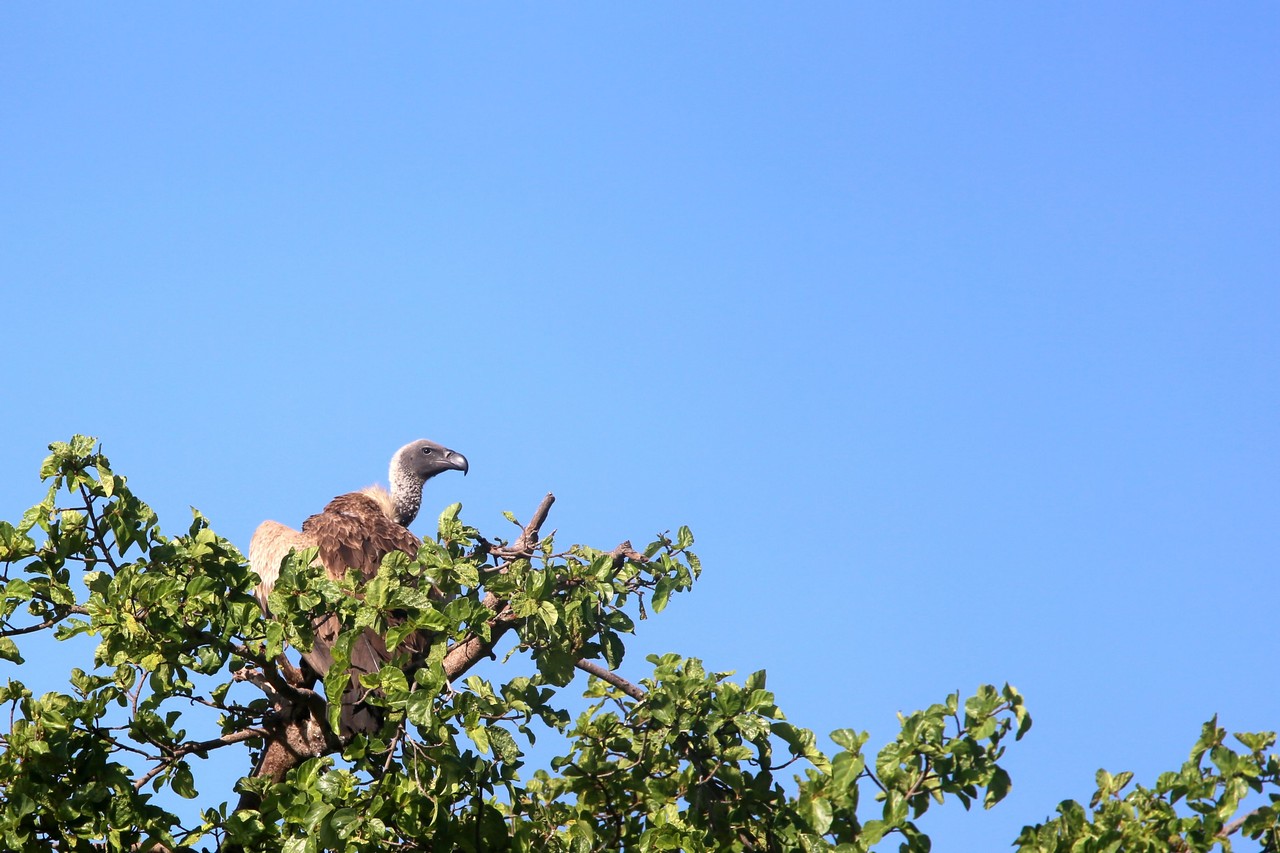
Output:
[[1219, 808, 1262, 839], [133, 727, 267, 790], [0, 605, 89, 638], [607, 540, 646, 568], [224, 639, 326, 720], [491, 493, 556, 560], [574, 658, 646, 701], [443, 596, 521, 682]]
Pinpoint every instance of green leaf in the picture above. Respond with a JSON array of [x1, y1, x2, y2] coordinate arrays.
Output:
[[602, 632, 625, 670], [172, 761, 197, 799], [984, 766, 1011, 808], [537, 600, 559, 629], [799, 794, 834, 834], [831, 728, 868, 751], [651, 578, 672, 613], [1234, 730, 1275, 752], [883, 791, 909, 825], [0, 638, 23, 664], [69, 435, 97, 456], [861, 819, 888, 845], [605, 611, 636, 634], [453, 561, 480, 588], [832, 749, 866, 791], [406, 689, 435, 728], [468, 723, 491, 755], [488, 725, 520, 763], [95, 463, 115, 496], [372, 665, 410, 702], [364, 572, 391, 609], [437, 502, 462, 534], [330, 808, 360, 840], [0, 523, 36, 562]]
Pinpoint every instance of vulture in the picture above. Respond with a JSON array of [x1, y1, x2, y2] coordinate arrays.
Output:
[[249, 439, 468, 738]]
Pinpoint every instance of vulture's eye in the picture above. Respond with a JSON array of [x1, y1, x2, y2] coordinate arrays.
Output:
[[422, 447, 433, 455]]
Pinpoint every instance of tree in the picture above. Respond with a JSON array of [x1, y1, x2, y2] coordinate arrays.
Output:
[[0, 437, 1273, 852]]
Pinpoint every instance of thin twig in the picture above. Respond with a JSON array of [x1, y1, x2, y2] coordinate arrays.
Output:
[[381, 721, 406, 778], [79, 483, 120, 571]]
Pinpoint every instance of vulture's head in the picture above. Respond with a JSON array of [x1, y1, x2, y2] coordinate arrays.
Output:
[[393, 439, 469, 484]]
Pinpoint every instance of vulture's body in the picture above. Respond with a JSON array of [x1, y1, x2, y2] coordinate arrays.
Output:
[[249, 440, 467, 738]]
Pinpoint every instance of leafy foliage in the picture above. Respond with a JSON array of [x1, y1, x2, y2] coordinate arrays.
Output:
[[1016, 718, 1279, 852], [0, 437, 1272, 852]]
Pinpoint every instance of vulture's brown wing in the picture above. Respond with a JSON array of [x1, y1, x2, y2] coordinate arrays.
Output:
[[300, 492, 423, 737], [302, 493, 421, 581]]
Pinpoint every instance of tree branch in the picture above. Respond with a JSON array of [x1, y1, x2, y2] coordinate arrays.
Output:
[[606, 539, 645, 568], [133, 727, 268, 791], [442, 494, 557, 680], [1219, 808, 1262, 839], [224, 638, 327, 721], [443, 594, 521, 681], [0, 604, 89, 638], [447, 519, 650, 697], [574, 658, 646, 701], [491, 493, 555, 560]]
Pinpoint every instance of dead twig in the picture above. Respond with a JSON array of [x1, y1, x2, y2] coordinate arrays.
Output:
[[490, 493, 556, 560]]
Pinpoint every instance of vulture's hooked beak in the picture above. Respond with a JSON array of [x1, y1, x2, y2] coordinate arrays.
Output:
[[446, 451, 469, 475]]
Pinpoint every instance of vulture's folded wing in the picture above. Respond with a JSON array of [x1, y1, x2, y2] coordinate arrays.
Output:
[[302, 493, 421, 582]]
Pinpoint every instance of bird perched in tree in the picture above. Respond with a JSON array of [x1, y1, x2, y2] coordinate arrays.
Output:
[[249, 439, 468, 738]]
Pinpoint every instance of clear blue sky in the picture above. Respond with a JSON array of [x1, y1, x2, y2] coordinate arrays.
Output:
[[2, 4, 1277, 848]]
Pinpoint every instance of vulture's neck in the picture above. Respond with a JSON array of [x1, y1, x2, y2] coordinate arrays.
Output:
[[388, 468, 426, 528]]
